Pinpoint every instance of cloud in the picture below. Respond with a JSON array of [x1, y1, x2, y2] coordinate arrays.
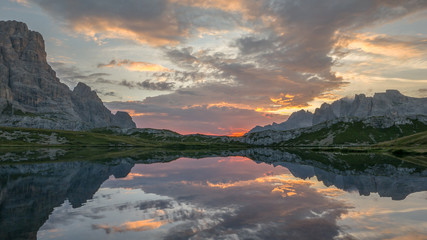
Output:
[[29, 0, 243, 46], [98, 59, 170, 72], [106, 157, 354, 240], [340, 33, 427, 59], [92, 219, 167, 234], [105, 101, 284, 135], [49, 61, 111, 87], [35, 0, 427, 133], [9, 0, 30, 7], [94, 89, 117, 97], [118, 80, 174, 91], [137, 80, 175, 91]]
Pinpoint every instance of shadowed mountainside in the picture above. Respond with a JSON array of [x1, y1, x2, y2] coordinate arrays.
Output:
[[0, 20, 135, 130]]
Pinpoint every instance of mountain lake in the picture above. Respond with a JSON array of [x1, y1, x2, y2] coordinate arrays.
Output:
[[1, 148, 426, 240]]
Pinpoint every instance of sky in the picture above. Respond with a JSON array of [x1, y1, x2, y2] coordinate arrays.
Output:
[[1, 0, 427, 136]]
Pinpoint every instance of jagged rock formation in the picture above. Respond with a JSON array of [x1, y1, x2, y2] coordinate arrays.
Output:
[[249, 90, 427, 134], [250, 110, 313, 133], [312, 90, 427, 125], [0, 20, 135, 130]]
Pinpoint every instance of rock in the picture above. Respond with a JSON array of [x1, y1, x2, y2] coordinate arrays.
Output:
[[112, 111, 136, 129], [250, 90, 427, 134], [0, 20, 136, 130], [249, 110, 313, 133]]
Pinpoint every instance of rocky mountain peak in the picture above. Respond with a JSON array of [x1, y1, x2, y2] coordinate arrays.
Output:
[[73, 82, 101, 101], [0, 20, 48, 68], [249, 89, 427, 134], [0, 20, 136, 130]]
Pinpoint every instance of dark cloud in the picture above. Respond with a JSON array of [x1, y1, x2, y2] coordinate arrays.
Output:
[[49, 61, 111, 86], [118, 80, 174, 91], [137, 80, 175, 91], [96, 90, 117, 97], [94, 78, 115, 84], [118, 80, 135, 89]]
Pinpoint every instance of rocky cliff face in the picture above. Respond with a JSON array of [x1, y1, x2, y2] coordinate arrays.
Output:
[[250, 90, 427, 134], [312, 90, 427, 125], [249, 110, 313, 133], [0, 20, 135, 130]]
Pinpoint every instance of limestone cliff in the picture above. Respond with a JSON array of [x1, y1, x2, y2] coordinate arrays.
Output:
[[250, 90, 427, 134], [0, 20, 135, 130]]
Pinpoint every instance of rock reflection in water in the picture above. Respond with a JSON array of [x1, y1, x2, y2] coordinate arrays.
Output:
[[0, 149, 426, 240]]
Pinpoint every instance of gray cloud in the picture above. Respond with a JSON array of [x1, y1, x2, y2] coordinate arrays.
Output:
[[118, 80, 174, 91], [118, 80, 135, 89], [137, 80, 175, 91], [30, 0, 241, 45], [49, 61, 111, 86], [94, 90, 117, 97]]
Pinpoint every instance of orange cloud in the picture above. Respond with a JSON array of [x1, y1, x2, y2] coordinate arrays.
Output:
[[171, 0, 245, 12], [10, 0, 30, 7], [228, 130, 248, 137], [202, 174, 313, 192], [98, 59, 170, 72], [121, 172, 167, 180], [338, 33, 425, 59], [93, 219, 167, 234], [70, 16, 185, 46]]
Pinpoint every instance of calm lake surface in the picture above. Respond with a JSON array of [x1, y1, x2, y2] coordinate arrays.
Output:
[[1, 149, 426, 240]]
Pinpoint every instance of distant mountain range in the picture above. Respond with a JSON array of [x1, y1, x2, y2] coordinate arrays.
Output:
[[0, 20, 135, 130], [250, 90, 427, 134], [245, 91, 427, 146]]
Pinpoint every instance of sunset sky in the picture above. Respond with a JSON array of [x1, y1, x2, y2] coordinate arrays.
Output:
[[2, 0, 427, 135]]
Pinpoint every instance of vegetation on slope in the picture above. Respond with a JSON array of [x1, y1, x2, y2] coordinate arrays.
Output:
[[0, 126, 246, 148], [281, 120, 427, 146]]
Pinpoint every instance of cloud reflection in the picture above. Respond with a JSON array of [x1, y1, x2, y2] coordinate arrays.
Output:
[[92, 219, 167, 234]]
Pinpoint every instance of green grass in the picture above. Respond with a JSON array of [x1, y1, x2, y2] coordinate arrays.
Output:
[[0, 126, 247, 149], [0, 126, 153, 147], [377, 130, 427, 151], [281, 120, 427, 146]]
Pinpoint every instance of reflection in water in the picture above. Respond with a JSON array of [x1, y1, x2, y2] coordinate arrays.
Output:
[[0, 149, 426, 240]]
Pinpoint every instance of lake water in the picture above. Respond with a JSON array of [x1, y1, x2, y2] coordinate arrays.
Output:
[[1, 149, 426, 240]]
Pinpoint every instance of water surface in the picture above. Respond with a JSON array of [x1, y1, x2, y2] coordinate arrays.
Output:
[[1, 149, 426, 240]]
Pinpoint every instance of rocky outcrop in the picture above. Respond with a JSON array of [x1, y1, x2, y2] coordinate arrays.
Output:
[[249, 110, 313, 133], [312, 90, 427, 125], [249, 90, 427, 134], [0, 20, 135, 130]]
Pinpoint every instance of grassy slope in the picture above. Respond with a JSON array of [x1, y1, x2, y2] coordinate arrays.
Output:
[[0, 127, 153, 147], [282, 120, 427, 146], [0, 126, 246, 148]]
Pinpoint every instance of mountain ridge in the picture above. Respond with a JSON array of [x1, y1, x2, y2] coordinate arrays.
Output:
[[0, 20, 135, 130], [250, 90, 427, 134]]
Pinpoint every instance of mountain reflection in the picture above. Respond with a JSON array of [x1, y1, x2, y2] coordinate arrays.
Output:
[[0, 148, 426, 240]]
